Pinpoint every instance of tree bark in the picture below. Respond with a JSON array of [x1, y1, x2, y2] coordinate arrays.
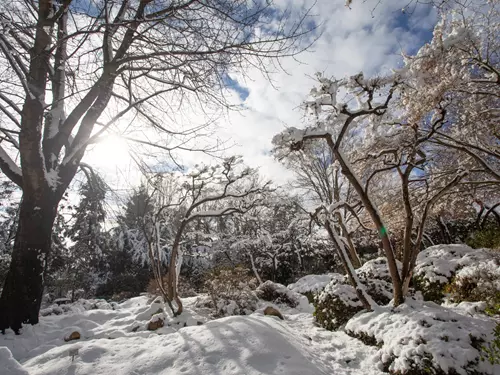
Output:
[[330, 145, 404, 306], [0, 193, 58, 333], [324, 220, 374, 311]]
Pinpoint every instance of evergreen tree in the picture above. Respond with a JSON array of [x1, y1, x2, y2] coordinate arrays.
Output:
[[63, 174, 108, 299], [96, 185, 153, 298]]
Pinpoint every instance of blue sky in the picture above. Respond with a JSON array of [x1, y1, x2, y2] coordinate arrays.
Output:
[[212, 0, 438, 182]]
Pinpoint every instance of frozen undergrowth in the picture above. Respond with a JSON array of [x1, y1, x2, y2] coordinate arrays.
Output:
[[256, 280, 312, 311], [345, 298, 500, 375]]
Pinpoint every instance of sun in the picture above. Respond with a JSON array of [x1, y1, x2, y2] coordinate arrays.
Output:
[[85, 134, 132, 170]]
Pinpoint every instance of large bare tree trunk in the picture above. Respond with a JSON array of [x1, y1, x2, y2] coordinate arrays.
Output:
[[0, 193, 58, 333]]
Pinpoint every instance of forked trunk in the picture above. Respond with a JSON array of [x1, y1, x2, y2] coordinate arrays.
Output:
[[0, 194, 58, 333], [167, 244, 183, 316]]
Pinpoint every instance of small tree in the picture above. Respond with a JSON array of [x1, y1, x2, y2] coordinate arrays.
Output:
[[144, 156, 272, 315]]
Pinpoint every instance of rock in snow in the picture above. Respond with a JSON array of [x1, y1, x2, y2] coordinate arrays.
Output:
[[263, 306, 284, 320]]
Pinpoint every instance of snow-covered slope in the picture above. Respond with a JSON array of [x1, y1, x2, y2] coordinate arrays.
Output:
[[22, 315, 330, 375], [0, 295, 385, 375]]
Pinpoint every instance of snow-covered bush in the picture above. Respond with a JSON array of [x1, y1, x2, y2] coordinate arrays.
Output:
[[444, 261, 500, 315], [256, 280, 306, 308], [413, 245, 498, 303], [356, 257, 400, 304], [40, 298, 116, 316], [314, 274, 364, 331], [345, 299, 500, 375], [287, 274, 335, 302], [314, 258, 397, 330], [205, 266, 258, 317]]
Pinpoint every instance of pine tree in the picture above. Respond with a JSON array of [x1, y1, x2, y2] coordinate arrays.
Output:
[[64, 174, 108, 299], [96, 185, 153, 298]]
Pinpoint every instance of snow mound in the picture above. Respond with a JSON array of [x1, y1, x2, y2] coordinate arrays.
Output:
[[23, 315, 330, 375], [345, 299, 500, 375], [0, 296, 209, 361], [288, 274, 335, 294], [0, 347, 29, 375]]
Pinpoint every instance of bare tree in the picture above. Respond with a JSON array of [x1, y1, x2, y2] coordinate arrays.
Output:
[[285, 140, 363, 267], [143, 156, 271, 316], [0, 0, 314, 331], [274, 72, 405, 305]]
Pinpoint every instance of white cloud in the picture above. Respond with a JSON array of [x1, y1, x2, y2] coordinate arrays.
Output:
[[86, 0, 437, 189]]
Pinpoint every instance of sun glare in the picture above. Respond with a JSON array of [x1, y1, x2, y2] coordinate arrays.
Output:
[[85, 135, 131, 170]]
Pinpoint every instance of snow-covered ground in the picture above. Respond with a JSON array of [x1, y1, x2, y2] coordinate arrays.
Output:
[[0, 295, 384, 375]]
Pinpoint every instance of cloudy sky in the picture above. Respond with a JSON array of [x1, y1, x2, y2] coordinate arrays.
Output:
[[84, 0, 438, 193]]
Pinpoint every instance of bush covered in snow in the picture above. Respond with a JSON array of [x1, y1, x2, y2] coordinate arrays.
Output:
[[314, 274, 364, 331], [40, 298, 116, 317], [205, 266, 258, 317], [256, 280, 307, 308], [413, 245, 499, 304], [287, 274, 335, 302], [443, 258, 500, 312], [345, 299, 500, 375], [314, 258, 398, 330]]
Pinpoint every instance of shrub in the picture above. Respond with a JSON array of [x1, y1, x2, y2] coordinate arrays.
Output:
[[204, 266, 258, 317], [467, 226, 500, 250], [345, 299, 499, 375], [481, 323, 500, 365], [287, 274, 335, 303], [256, 281, 306, 308], [356, 257, 398, 305], [314, 274, 364, 331], [413, 245, 495, 303], [442, 257, 500, 316], [314, 258, 398, 331]]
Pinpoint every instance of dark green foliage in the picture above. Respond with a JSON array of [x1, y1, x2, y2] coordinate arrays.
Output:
[[51, 174, 109, 299], [0, 180, 18, 289], [255, 280, 300, 308], [96, 186, 155, 298], [481, 323, 500, 365], [413, 276, 447, 304], [466, 225, 500, 250], [314, 294, 363, 331]]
